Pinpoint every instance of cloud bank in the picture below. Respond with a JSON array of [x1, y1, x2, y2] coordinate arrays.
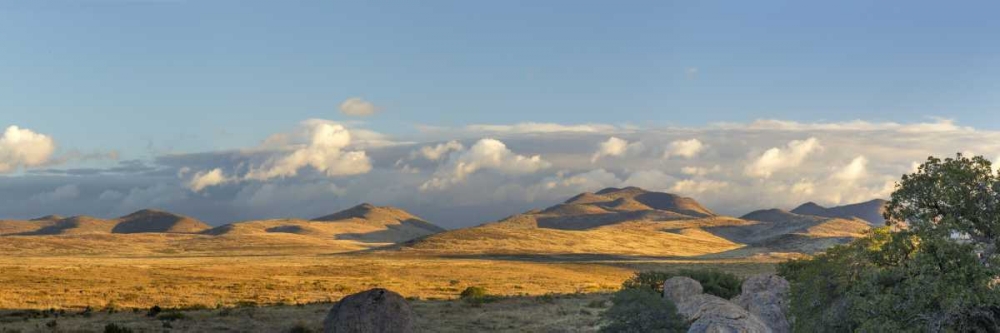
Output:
[[3, 117, 999, 229]]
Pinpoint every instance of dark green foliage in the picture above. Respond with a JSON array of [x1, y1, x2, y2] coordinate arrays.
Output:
[[288, 324, 313, 333], [156, 311, 187, 321], [780, 154, 1000, 332], [622, 269, 743, 299], [103, 323, 134, 333], [146, 305, 162, 317], [459, 286, 497, 305], [599, 288, 688, 333]]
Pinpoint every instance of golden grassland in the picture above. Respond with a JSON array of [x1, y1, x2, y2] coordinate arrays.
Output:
[[0, 252, 777, 311], [2, 293, 619, 332]]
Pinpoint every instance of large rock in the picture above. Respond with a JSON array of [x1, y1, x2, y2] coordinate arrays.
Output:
[[323, 288, 415, 333], [735, 274, 790, 333], [662, 277, 770, 333]]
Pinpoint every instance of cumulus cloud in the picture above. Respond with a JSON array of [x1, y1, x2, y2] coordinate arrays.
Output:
[[187, 168, 232, 192], [663, 139, 704, 159], [0, 126, 56, 173], [671, 179, 728, 194], [245, 120, 372, 181], [591, 137, 644, 163], [745, 137, 822, 178], [413, 140, 464, 161], [420, 138, 550, 191], [681, 165, 721, 176], [833, 156, 868, 182], [339, 97, 378, 116]]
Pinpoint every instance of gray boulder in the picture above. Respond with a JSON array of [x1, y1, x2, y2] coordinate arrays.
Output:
[[323, 288, 415, 333], [735, 274, 790, 333], [662, 277, 770, 333]]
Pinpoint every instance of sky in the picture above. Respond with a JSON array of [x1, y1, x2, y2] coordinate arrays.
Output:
[[2, 1, 1000, 228]]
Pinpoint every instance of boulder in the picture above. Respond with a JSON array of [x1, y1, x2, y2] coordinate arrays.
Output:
[[662, 277, 770, 333], [735, 274, 790, 333], [323, 288, 415, 333]]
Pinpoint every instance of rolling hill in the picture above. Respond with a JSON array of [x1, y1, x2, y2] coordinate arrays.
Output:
[[790, 199, 888, 226], [397, 187, 747, 257], [0, 210, 209, 236], [204, 203, 444, 243], [711, 208, 872, 253]]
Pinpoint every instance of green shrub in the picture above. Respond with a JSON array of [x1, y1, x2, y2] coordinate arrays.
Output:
[[599, 288, 687, 333], [622, 269, 743, 299], [459, 286, 497, 305], [103, 323, 135, 333], [156, 311, 187, 321]]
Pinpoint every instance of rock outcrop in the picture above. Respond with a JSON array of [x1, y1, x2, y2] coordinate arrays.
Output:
[[735, 274, 790, 333], [662, 276, 770, 333], [323, 288, 415, 333]]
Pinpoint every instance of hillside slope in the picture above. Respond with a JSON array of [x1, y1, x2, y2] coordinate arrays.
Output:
[[791, 199, 887, 226], [398, 187, 744, 257]]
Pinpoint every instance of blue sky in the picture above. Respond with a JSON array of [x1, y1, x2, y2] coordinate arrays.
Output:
[[2, 1, 1000, 225], [4, 1, 1000, 158]]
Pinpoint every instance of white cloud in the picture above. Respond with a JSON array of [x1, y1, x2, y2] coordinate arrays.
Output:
[[591, 137, 644, 163], [745, 137, 822, 178], [414, 140, 464, 161], [464, 122, 618, 134], [245, 120, 372, 181], [0, 126, 56, 173], [791, 179, 815, 196], [671, 179, 728, 194], [420, 138, 550, 191], [714, 118, 972, 133], [339, 97, 378, 116], [833, 156, 868, 182], [681, 165, 721, 176], [663, 139, 704, 159], [187, 168, 231, 192]]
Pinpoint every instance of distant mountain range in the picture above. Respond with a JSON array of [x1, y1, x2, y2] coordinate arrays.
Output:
[[0, 187, 887, 258], [789, 200, 888, 226]]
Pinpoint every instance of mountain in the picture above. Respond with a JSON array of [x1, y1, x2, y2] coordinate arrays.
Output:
[[397, 187, 745, 257], [204, 203, 444, 244], [0, 210, 210, 236], [113, 209, 210, 234], [720, 208, 871, 253], [790, 199, 888, 226]]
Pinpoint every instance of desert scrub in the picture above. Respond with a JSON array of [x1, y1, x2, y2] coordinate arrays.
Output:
[[459, 286, 497, 305], [103, 323, 134, 333], [622, 269, 743, 299], [599, 288, 687, 333]]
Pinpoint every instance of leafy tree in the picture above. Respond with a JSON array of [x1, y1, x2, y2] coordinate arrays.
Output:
[[781, 154, 1000, 332], [621, 269, 743, 299], [600, 288, 688, 333]]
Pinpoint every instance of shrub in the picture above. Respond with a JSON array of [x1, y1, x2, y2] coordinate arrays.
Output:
[[103, 323, 134, 333], [622, 269, 743, 299], [146, 305, 162, 317], [599, 288, 687, 333], [156, 311, 187, 321], [459, 286, 497, 305], [288, 323, 313, 333]]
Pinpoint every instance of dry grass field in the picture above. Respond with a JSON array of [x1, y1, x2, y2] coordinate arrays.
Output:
[[0, 252, 776, 332]]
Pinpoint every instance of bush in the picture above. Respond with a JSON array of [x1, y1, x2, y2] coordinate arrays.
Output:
[[622, 269, 743, 299], [599, 288, 687, 333], [146, 305, 162, 317], [104, 323, 135, 333], [459, 286, 496, 305]]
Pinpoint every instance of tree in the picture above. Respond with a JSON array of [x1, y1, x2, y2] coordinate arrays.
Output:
[[885, 153, 1000, 266], [781, 154, 1000, 332]]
